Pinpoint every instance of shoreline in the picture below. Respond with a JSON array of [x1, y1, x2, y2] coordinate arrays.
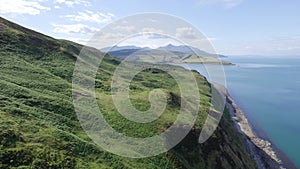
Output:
[[212, 83, 296, 169]]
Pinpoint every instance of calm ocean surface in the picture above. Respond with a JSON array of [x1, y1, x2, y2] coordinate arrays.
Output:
[[186, 56, 300, 168]]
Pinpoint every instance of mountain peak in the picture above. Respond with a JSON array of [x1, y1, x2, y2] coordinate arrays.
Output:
[[165, 43, 177, 47]]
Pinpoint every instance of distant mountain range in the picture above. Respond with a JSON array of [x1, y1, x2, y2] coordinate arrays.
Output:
[[102, 44, 227, 57], [101, 44, 231, 64]]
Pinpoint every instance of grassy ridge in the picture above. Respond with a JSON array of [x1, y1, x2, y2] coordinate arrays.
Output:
[[0, 17, 256, 169]]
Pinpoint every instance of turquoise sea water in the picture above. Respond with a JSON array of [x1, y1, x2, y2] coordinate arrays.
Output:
[[186, 56, 300, 168]]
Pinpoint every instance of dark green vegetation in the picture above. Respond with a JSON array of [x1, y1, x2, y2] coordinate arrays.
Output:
[[0, 17, 256, 168]]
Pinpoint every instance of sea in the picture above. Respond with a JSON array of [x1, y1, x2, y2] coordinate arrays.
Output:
[[185, 56, 300, 168]]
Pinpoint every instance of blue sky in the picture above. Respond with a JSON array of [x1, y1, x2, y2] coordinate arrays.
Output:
[[1, 0, 300, 56]]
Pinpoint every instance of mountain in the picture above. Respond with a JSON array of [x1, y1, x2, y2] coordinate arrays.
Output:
[[157, 44, 228, 58], [101, 45, 232, 64], [101, 45, 146, 52], [0, 17, 256, 168]]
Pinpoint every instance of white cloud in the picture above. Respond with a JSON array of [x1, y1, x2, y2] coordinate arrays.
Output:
[[62, 10, 114, 23], [175, 27, 216, 42], [198, 0, 243, 8], [139, 27, 168, 39], [54, 0, 90, 8], [0, 0, 50, 15], [52, 23, 99, 34], [96, 31, 125, 40], [141, 27, 164, 34], [112, 25, 135, 33], [176, 27, 197, 39]]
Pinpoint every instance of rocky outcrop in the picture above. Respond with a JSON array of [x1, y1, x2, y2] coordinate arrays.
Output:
[[212, 83, 287, 169]]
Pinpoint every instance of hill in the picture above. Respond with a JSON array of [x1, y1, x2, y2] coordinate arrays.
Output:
[[0, 17, 255, 168], [157, 44, 227, 58], [101, 45, 232, 65]]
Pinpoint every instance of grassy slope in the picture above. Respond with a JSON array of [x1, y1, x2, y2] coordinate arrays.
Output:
[[0, 17, 256, 169]]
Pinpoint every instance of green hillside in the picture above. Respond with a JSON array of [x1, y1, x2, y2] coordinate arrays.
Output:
[[0, 17, 256, 169]]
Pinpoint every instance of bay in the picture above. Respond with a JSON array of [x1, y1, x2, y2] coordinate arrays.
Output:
[[185, 56, 300, 168]]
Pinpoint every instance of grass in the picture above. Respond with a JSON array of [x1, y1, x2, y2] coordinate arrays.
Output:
[[0, 16, 257, 169]]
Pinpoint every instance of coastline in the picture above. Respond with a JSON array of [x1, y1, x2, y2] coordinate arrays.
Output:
[[212, 83, 296, 169]]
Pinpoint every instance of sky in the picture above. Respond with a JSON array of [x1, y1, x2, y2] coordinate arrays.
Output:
[[0, 0, 300, 56]]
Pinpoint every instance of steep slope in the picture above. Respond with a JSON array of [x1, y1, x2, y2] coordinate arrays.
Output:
[[0, 17, 256, 169]]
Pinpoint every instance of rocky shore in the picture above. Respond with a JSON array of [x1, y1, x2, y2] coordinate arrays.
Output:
[[212, 83, 287, 169]]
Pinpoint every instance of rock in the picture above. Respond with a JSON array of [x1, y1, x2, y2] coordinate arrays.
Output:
[[211, 83, 286, 169]]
